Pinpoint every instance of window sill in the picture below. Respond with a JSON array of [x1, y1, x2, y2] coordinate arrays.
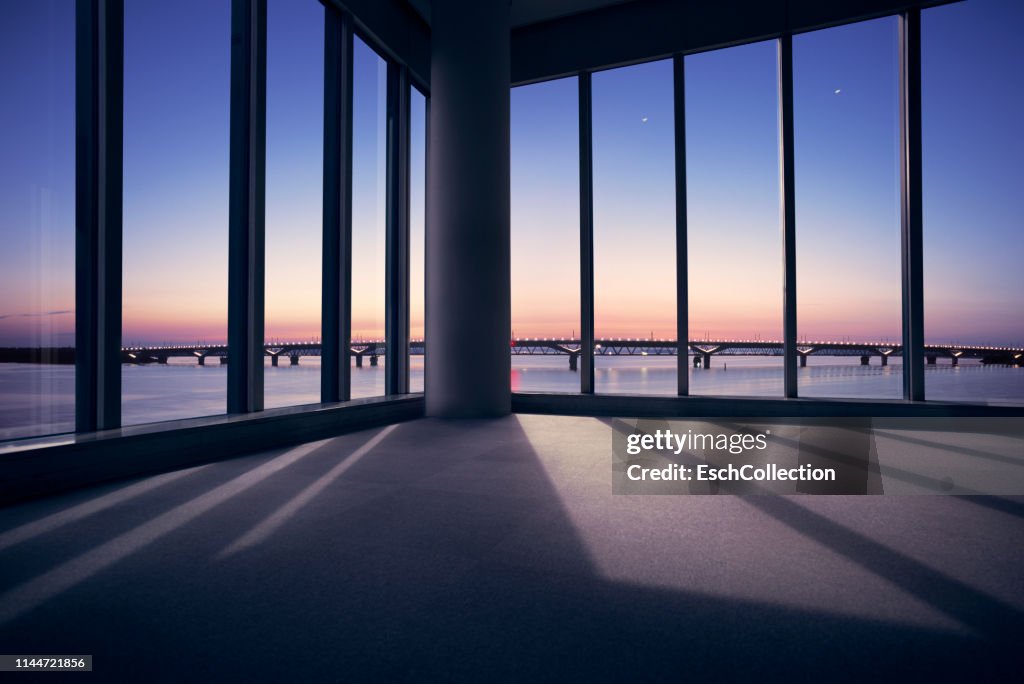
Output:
[[0, 394, 424, 505]]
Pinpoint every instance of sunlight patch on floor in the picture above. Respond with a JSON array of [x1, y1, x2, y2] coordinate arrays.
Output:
[[513, 413, 969, 635]]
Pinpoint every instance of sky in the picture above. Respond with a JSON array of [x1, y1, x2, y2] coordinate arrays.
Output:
[[0, 0, 1021, 348], [513, 0, 1024, 345]]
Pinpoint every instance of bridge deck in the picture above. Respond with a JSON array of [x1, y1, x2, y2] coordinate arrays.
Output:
[[3, 340, 1021, 365]]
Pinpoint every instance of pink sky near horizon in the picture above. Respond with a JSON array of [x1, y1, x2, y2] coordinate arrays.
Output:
[[0, 266, 1017, 347]]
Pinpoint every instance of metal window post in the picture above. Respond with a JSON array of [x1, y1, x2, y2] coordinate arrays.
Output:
[[422, 93, 430, 394], [778, 34, 798, 399], [321, 7, 353, 403], [579, 72, 595, 394], [386, 63, 411, 395], [900, 9, 925, 401], [673, 54, 689, 396], [227, 0, 267, 413], [75, 0, 123, 432]]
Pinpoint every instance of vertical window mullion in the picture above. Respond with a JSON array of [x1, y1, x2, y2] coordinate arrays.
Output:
[[673, 54, 688, 396], [778, 34, 798, 399], [321, 7, 353, 403], [227, 0, 267, 413], [900, 9, 925, 401], [385, 63, 411, 395], [579, 73, 595, 394], [75, 0, 123, 432]]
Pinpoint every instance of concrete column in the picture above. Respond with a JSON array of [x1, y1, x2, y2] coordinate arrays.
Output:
[[426, 0, 510, 417], [881, 355, 888, 367], [799, 354, 807, 368], [290, 354, 299, 366], [701, 353, 711, 369], [271, 355, 278, 367], [951, 356, 958, 366], [926, 355, 936, 365], [860, 356, 869, 366]]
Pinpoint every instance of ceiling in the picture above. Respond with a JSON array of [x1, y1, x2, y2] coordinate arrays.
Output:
[[406, 0, 641, 29]]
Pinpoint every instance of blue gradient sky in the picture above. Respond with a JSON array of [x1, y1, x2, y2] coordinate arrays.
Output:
[[0, 0, 1021, 347], [513, 0, 1023, 345]]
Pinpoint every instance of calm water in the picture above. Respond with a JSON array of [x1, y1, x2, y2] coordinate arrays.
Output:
[[513, 354, 1024, 402], [2, 354, 1022, 442]]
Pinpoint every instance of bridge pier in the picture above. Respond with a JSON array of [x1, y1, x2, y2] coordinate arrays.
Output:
[[799, 354, 807, 368], [951, 356, 958, 366], [157, 355, 168, 364], [881, 355, 888, 367], [701, 353, 711, 369], [290, 354, 299, 366], [370, 355, 378, 367], [860, 356, 869, 366], [693, 355, 700, 368], [197, 356, 206, 366], [355, 354, 363, 368], [220, 356, 228, 365], [271, 355, 278, 367], [568, 353, 578, 371], [927, 355, 936, 365]]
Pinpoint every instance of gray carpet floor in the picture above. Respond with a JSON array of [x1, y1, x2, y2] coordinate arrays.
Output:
[[1, 414, 1022, 681]]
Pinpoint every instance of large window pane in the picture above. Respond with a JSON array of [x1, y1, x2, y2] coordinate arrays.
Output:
[[511, 77, 580, 393], [264, 0, 323, 409], [351, 37, 386, 398], [686, 42, 781, 396], [0, 2, 75, 441], [593, 60, 675, 395], [795, 18, 902, 399], [122, 0, 230, 425], [410, 87, 426, 393], [923, 0, 1024, 404]]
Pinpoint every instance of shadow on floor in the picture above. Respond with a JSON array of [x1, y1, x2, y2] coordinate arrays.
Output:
[[0, 416, 1022, 681]]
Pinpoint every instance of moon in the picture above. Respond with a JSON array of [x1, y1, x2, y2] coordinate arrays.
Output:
[[834, 88, 842, 95], [641, 116, 648, 123]]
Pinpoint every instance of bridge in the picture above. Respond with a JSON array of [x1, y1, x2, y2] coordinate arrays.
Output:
[[107, 338, 1022, 370], [509, 338, 1024, 370], [3, 339, 1020, 368], [119, 341, 403, 367]]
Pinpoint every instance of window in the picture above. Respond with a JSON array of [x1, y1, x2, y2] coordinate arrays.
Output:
[[0, 1, 75, 440], [121, 0, 231, 426], [350, 36, 387, 398], [511, 77, 581, 392], [592, 60, 675, 395], [923, 0, 1024, 404], [410, 87, 426, 393], [686, 42, 782, 396], [794, 18, 902, 399], [264, 0, 324, 408]]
